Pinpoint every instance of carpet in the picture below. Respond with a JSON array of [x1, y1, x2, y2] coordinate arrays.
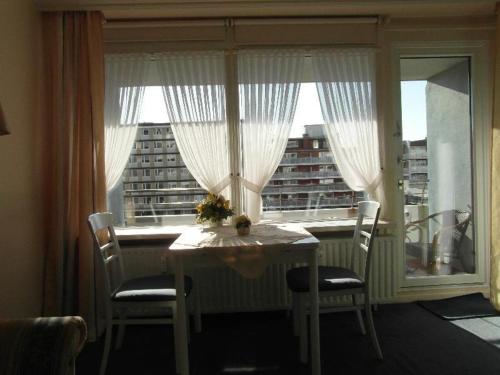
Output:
[[77, 304, 500, 375], [418, 292, 498, 320]]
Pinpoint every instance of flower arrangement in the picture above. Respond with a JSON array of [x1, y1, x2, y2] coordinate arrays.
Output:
[[234, 214, 252, 229], [195, 193, 234, 224], [234, 214, 252, 236]]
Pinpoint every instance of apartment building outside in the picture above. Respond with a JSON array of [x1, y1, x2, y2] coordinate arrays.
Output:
[[112, 123, 427, 225]]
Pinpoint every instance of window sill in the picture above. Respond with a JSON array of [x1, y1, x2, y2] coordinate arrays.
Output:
[[114, 218, 391, 241]]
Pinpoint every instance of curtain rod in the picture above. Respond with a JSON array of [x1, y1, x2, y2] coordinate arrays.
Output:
[[105, 16, 381, 29]]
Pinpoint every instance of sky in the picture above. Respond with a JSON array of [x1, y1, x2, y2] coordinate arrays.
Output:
[[139, 81, 427, 141], [401, 81, 428, 141]]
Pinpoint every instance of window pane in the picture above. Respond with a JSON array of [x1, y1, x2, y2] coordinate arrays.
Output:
[[401, 57, 475, 277], [260, 83, 364, 216], [107, 87, 207, 226]]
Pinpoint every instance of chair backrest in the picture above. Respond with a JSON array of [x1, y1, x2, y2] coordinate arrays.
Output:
[[87, 212, 126, 300], [350, 201, 381, 285]]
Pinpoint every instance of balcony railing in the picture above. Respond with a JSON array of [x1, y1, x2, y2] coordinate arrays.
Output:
[[409, 165, 428, 173], [279, 156, 335, 165], [407, 151, 427, 158], [263, 183, 350, 194], [271, 170, 341, 180], [129, 201, 197, 210], [263, 197, 356, 210]]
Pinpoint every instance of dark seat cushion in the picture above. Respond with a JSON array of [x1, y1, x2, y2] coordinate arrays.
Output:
[[112, 274, 192, 302], [286, 266, 364, 293]]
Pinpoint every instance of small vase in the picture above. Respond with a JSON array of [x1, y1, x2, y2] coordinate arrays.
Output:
[[237, 226, 250, 236]]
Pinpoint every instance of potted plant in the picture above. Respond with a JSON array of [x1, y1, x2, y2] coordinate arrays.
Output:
[[195, 193, 234, 226], [234, 214, 252, 236]]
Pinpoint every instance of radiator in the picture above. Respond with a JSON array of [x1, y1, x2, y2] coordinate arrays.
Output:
[[121, 235, 397, 313]]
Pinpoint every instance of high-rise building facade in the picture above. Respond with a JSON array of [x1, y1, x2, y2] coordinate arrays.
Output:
[[118, 123, 428, 225]]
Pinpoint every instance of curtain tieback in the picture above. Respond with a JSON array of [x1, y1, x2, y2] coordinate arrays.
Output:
[[239, 176, 263, 194], [209, 174, 233, 195], [365, 170, 383, 198]]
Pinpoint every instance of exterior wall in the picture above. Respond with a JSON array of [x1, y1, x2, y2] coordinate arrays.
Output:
[[117, 123, 360, 223], [427, 60, 472, 216], [0, 0, 43, 317]]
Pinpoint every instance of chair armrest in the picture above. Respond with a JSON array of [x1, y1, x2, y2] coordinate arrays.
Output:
[[0, 316, 87, 375]]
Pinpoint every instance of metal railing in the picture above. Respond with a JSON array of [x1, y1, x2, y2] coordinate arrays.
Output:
[[271, 170, 340, 180], [279, 156, 335, 165], [263, 183, 350, 194], [262, 197, 356, 210]]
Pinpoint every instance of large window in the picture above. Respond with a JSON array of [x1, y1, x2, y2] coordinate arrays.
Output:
[[107, 52, 370, 226]]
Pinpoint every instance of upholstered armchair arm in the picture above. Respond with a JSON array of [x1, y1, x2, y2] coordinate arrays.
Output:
[[0, 316, 87, 375]]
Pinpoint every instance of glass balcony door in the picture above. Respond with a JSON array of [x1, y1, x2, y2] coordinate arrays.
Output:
[[399, 56, 477, 283]]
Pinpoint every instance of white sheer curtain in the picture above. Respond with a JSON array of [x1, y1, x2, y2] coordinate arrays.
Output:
[[239, 50, 304, 222], [105, 54, 148, 191], [156, 51, 231, 196], [311, 49, 383, 202]]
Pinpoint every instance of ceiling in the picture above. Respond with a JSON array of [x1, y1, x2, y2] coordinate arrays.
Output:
[[35, 0, 498, 20], [400, 57, 468, 81]]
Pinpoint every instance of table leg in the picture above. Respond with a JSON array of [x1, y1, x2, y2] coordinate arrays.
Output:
[[174, 255, 189, 375], [309, 248, 321, 375]]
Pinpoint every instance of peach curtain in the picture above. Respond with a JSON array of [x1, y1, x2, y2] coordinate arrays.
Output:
[[41, 11, 106, 339], [492, 9, 500, 310]]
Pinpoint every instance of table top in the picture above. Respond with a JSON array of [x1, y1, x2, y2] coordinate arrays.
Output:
[[169, 222, 319, 252]]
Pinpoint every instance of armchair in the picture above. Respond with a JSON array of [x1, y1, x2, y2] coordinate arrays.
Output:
[[0, 316, 86, 375]]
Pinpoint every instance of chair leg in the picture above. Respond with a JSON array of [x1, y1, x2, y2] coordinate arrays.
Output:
[[172, 303, 181, 371], [115, 311, 126, 350], [292, 292, 300, 337], [186, 308, 191, 344], [364, 292, 383, 360], [298, 294, 308, 364], [353, 294, 366, 335], [100, 320, 113, 375], [194, 287, 202, 333]]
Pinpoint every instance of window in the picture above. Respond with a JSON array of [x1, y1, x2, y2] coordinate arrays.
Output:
[[108, 55, 363, 226], [261, 84, 359, 215]]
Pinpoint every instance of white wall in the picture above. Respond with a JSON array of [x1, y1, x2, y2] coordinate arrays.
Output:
[[0, 0, 43, 317]]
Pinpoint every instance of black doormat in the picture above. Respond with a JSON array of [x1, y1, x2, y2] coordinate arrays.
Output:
[[418, 293, 499, 320]]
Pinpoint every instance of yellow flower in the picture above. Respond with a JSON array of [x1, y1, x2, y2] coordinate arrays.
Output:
[[224, 200, 230, 209]]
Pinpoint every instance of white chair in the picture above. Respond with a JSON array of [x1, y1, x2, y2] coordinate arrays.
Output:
[[286, 201, 383, 362], [88, 212, 194, 375]]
